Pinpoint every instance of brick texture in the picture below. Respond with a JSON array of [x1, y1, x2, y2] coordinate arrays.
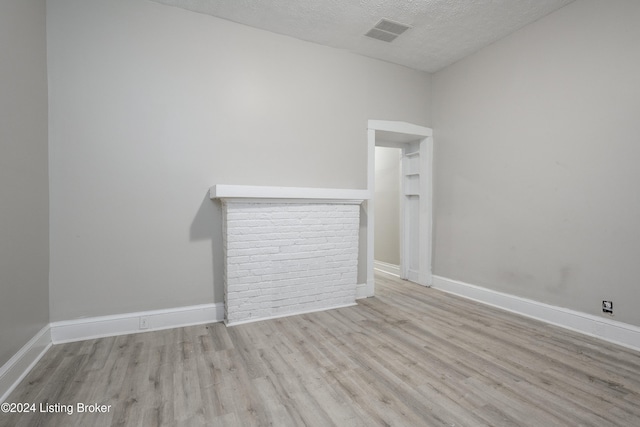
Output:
[[222, 202, 360, 324]]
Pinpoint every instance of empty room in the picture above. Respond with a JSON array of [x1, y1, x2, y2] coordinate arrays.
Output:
[[2, 0, 640, 425]]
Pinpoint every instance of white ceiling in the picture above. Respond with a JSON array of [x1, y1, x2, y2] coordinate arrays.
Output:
[[150, 0, 575, 73]]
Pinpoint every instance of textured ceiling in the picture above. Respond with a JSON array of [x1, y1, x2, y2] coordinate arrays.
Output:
[[150, 0, 575, 73]]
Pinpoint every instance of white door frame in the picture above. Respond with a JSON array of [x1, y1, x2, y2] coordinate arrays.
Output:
[[361, 120, 433, 298]]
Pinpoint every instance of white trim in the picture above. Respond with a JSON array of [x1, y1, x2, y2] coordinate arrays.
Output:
[[374, 260, 400, 277], [368, 120, 433, 138], [50, 303, 223, 344], [365, 129, 376, 297], [355, 282, 369, 299], [432, 275, 640, 352], [407, 269, 421, 284], [419, 136, 434, 287], [225, 302, 357, 326], [210, 185, 370, 201], [0, 325, 52, 403], [218, 198, 365, 205]]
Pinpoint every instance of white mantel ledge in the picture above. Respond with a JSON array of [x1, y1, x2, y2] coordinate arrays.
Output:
[[210, 185, 370, 204]]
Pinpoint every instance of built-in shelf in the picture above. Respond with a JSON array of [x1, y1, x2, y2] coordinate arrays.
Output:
[[403, 151, 421, 197]]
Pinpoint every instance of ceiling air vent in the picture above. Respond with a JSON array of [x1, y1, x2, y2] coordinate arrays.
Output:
[[365, 19, 411, 43]]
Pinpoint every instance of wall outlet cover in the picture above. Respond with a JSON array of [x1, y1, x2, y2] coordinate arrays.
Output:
[[139, 317, 149, 329]]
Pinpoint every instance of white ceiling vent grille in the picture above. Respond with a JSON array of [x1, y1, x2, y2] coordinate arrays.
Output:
[[365, 19, 411, 43]]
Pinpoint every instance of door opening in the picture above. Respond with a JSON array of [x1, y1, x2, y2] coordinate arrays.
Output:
[[362, 120, 433, 298], [374, 146, 402, 277]]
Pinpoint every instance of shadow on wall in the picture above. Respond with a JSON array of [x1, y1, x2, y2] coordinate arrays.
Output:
[[190, 192, 224, 303]]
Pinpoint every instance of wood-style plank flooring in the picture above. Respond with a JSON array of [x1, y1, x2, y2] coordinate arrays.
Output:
[[3, 272, 640, 426]]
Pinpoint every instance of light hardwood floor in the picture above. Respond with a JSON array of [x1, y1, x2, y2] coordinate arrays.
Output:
[[3, 272, 640, 426]]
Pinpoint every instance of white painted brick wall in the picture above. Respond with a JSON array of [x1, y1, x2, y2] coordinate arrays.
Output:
[[222, 202, 360, 325]]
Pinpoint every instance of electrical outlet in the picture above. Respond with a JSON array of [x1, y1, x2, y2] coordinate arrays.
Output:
[[602, 300, 613, 314], [139, 316, 149, 329]]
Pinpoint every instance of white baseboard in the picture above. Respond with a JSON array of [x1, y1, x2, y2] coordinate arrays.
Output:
[[0, 325, 52, 403], [225, 302, 357, 327], [50, 303, 224, 344], [432, 275, 640, 352], [374, 261, 400, 277]]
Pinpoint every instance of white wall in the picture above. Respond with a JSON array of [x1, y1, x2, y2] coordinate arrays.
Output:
[[47, 0, 431, 321], [0, 0, 49, 366], [432, 0, 640, 326], [374, 147, 401, 265]]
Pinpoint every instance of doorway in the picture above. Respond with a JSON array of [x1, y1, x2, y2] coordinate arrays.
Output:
[[374, 146, 402, 277], [362, 120, 433, 298]]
